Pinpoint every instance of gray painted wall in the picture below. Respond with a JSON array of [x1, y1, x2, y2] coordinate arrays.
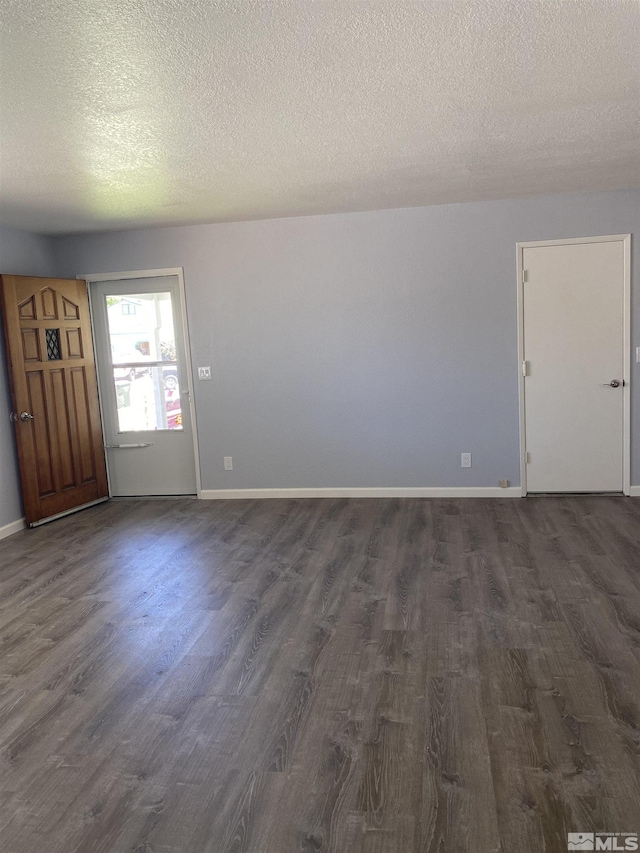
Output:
[[0, 226, 55, 528], [52, 189, 639, 492]]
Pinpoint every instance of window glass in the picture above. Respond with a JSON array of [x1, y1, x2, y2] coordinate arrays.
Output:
[[105, 292, 181, 432]]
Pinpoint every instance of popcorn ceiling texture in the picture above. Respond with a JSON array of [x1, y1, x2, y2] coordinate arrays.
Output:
[[0, 0, 638, 234]]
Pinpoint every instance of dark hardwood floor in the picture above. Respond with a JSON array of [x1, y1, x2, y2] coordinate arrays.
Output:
[[1, 496, 639, 853]]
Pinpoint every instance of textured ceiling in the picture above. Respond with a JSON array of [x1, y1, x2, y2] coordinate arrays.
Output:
[[0, 0, 639, 235]]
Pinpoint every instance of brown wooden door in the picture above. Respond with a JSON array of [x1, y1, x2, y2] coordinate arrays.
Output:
[[0, 275, 108, 526]]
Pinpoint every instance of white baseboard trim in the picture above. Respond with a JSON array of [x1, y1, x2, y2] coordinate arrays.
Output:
[[0, 517, 26, 540], [629, 486, 640, 497], [200, 487, 522, 500]]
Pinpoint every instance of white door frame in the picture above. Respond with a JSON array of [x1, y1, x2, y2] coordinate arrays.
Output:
[[79, 267, 202, 498], [516, 234, 631, 497]]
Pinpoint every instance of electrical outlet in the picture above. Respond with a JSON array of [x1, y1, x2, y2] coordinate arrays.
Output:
[[198, 366, 212, 380], [499, 479, 509, 488], [461, 453, 472, 468], [224, 456, 233, 470]]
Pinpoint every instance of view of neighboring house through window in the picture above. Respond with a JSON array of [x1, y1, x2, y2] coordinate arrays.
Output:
[[105, 292, 182, 431]]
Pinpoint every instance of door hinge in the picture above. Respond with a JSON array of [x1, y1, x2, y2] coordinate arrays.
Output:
[[522, 269, 528, 284], [522, 360, 529, 377], [524, 452, 531, 464]]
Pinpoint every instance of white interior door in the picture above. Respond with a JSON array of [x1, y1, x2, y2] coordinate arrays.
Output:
[[90, 275, 197, 496], [522, 239, 626, 493]]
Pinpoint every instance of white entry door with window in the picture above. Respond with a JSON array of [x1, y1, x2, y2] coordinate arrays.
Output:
[[519, 236, 630, 494], [90, 274, 198, 496]]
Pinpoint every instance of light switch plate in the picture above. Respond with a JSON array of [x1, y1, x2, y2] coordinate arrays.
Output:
[[198, 366, 212, 380]]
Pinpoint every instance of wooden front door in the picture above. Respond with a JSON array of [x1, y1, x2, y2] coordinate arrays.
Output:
[[0, 275, 108, 525]]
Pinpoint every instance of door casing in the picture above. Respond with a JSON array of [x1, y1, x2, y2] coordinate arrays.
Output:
[[80, 267, 202, 498], [516, 234, 631, 497]]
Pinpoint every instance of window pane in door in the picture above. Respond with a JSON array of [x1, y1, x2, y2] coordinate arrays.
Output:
[[105, 292, 176, 366], [113, 366, 183, 432]]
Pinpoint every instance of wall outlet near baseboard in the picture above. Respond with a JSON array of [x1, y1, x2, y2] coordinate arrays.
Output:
[[461, 453, 472, 468], [224, 456, 233, 470], [499, 479, 510, 488]]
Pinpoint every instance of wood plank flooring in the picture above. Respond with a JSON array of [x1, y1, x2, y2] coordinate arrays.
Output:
[[1, 496, 639, 853]]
